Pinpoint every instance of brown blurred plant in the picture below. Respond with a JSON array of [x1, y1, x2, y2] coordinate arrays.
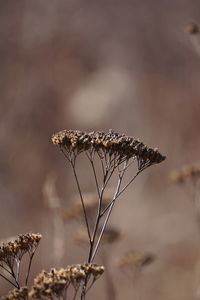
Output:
[[185, 22, 200, 56], [117, 250, 155, 300], [170, 164, 200, 217]]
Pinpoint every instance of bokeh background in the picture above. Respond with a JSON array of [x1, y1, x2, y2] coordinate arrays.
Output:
[[1, 1, 200, 298]]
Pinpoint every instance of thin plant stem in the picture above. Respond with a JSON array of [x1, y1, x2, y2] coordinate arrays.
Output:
[[25, 252, 34, 285], [0, 272, 18, 288], [16, 259, 21, 286], [71, 161, 92, 243], [90, 171, 125, 262], [100, 165, 139, 217], [0, 263, 13, 276], [7, 263, 20, 289], [86, 152, 100, 199]]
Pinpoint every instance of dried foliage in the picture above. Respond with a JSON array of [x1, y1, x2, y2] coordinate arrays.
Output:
[[0, 233, 42, 290], [52, 130, 165, 169], [1, 130, 164, 299], [3, 287, 28, 300], [29, 264, 104, 299]]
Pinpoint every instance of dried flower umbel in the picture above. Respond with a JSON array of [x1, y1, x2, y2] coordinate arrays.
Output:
[[29, 263, 104, 299], [0, 233, 42, 290], [52, 129, 165, 299], [3, 287, 28, 300]]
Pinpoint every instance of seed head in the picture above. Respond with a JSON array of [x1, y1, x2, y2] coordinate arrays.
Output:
[[3, 287, 28, 300], [0, 233, 42, 263], [52, 130, 165, 167], [29, 263, 104, 298]]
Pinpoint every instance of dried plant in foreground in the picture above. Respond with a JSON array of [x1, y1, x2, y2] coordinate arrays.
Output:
[[0, 233, 42, 291], [52, 129, 165, 299], [3, 287, 29, 300], [29, 263, 104, 300]]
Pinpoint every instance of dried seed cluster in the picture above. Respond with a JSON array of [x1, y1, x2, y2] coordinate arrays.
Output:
[[3, 287, 28, 300], [52, 130, 165, 166], [117, 251, 154, 269], [170, 165, 200, 184], [0, 233, 42, 262], [29, 264, 104, 298]]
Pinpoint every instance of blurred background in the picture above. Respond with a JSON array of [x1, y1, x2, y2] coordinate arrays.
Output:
[[1, 0, 200, 299]]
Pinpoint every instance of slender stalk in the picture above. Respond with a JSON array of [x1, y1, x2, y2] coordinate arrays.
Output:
[[7, 263, 20, 289], [25, 252, 34, 285], [0, 272, 18, 288], [86, 152, 100, 199], [90, 173, 124, 262], [0, 263, 13, 276], [71, 161, 92, 243], [16, 259, 21, 286]]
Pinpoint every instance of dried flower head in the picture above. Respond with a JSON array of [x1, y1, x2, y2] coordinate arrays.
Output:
[[29, 263, 104, 298], [170, 165, 200, 184], [52, 130, 165, 169], [3, 287, 28, 300], [0, 233, 42, 263], [73, 226, 120, 245], [117, 250, 154, 269]]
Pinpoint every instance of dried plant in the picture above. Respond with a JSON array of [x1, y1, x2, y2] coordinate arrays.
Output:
[[3, 287, 29, 300], [1, 129, 165, 299], [0, 233, 42, 290], [52, 129, 165, 299], [29, 264, 104, 300]]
